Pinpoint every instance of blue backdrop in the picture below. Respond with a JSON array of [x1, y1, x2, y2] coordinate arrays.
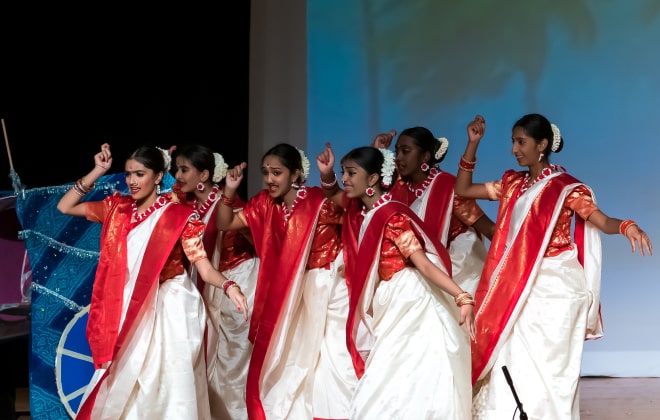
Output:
[[307, 0, 660, 376]]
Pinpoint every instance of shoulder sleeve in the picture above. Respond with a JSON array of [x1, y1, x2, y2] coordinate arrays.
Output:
[[85, 192, 118, 223], [385, 214, 424, 259], [319, 198, 344, 225], [566, 185, 598, 220], [181, 218, 209, 264]]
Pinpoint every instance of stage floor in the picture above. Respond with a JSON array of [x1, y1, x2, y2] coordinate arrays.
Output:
[[13, 377, 660, 419]]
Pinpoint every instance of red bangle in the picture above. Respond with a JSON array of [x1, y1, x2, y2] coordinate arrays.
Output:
[[619, 219, 637, 236], [458, 156, 476, 172], [222, 280, 236, 294], [220, 193, 236, 207]]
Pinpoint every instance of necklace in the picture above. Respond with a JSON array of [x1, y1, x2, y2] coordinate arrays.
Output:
[[407, 167, 439, 198], [362, 192, 392, 216], [132, 195, 170, 224], [195, 184, 220, 218], [282, 185, 308, 222], [518, 164, 560, 196]]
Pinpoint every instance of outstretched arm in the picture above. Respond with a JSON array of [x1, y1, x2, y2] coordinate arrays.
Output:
[[587, 210, 652, 256], [316, 142, 344, 206], [216, 163, 250, 231], [454, 115, 495, 201], [57, 143, 112, 217]]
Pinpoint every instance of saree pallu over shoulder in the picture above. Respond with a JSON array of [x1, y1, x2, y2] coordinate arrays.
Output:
[[77, 201, 196, 420], [344, 200, 451, 377], [242, 187, 327, 420], [471, 171, 603, 385], [412, 171, 455, 246]]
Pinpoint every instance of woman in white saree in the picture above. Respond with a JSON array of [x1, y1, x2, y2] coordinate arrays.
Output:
[[455, 114, 653, 419], [317, 144, 476, 419], [57, 144, 248, 420]]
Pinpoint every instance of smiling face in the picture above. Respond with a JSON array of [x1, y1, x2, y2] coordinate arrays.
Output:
[[174, 155, 207, 194], [511, 126, 546, 167], [261, 155, 299, 200], [394, 134, 429, 180], [341, 159, 374, 199], [125, 158, 161, 205]]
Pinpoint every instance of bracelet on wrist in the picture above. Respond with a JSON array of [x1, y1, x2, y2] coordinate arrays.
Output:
[[458, 156, 477, 172], [220, 193, 236, 207], [320, 173, 338, 189], [454, 291, 475, 307], [619, 219, 637, 236]]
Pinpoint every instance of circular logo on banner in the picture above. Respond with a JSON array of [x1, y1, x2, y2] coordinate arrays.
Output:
[[55, 305, 95, 418]]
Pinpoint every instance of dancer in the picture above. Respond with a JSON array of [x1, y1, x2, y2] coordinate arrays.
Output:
[[454, 114, 653, 419], [57, 143, 248, 420], [172, 144, 259, 420], [217, 143, 357, 420], [317, 143, 475, 419], [374, 126, 494, 296]]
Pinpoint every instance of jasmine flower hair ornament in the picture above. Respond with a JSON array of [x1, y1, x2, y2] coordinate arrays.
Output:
[[157, 147, 172, 172], [378, 148, 396, 187], [213, 153, 229, 183], [435, 137, 449, 160], [296, 147, 311, 182], [550, 124, 561, 152]]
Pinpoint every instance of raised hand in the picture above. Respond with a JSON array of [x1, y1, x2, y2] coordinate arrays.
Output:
[[467, 115, 486, 144], [94, 143, 112, 171], [372, 129, 397, 148], [225, 162, 247, 191], [316, 142, 336, 177]]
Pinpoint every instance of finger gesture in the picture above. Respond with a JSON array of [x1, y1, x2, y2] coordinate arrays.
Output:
[[316, 142, 336, 175], [372, 129, 397, 148], [225, 162, 247, 191], [467, 115, 486, 144], [94, 143, 112, 171]]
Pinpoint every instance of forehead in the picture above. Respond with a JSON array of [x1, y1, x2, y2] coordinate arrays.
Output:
[[341, 159, 366, 172], [262, 155, 285, 167], [175, 155, 192, 166], [512, 126, 529, 138], [125, 158, 148, 171], [395, 135, 419, 148]]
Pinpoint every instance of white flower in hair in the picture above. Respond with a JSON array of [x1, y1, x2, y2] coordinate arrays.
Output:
[[157, 147, 172, 172], [435, 137, 449, 160], [296, 148, 310, 182], [213, 153, 229, 183], [379, 148, 396, 187], [550, 124, 561, 152]]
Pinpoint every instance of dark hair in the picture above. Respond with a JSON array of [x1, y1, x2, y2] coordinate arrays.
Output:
[[175, 144, 215, 175], [128, 146, 168, 174], [513, 113, 564, 155], [341, 146, 393, 191], [398, 126, 447, 164], [262, 143, 304, 183]]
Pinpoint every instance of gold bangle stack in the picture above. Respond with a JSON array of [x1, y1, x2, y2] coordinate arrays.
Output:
[[454, 291, 475, 307]]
